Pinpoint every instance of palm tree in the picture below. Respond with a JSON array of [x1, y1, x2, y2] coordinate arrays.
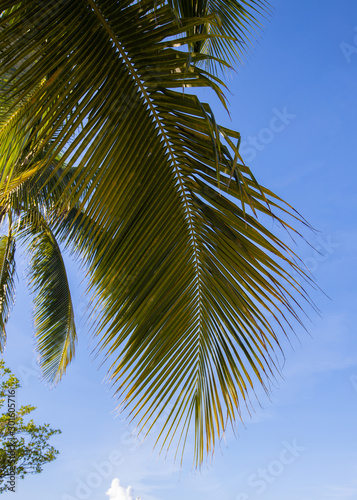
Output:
[[0, 0, 314, 464]]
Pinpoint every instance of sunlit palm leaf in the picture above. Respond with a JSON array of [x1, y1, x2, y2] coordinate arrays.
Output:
[[0, 0, 313, 463]]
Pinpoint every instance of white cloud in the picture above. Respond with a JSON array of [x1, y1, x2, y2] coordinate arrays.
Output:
[[106, 478, 141, 500]]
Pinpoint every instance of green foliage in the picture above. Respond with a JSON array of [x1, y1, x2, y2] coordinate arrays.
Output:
[[169, 0, 271, 71], [0, 360, 61, 492], [0, 162, 79, 384], [0, 233, 16, 350], [0, 0, 315, 464]]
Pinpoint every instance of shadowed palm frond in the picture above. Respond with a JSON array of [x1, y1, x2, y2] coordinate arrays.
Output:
[[169, 0, 271, 70], [0, 0, 314, 464], [0, 233, 16, 350], [21, 212, 76, 384]]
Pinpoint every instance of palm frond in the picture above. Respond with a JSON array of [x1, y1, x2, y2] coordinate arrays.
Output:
[[168, 0, 272, 71], [0, 232, 16, 350], [21, 211, 76, 384], [0, 0, 313, 464]]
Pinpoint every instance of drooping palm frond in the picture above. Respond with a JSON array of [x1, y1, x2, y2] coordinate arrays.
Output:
[[20, 212, 76, 384], [0, 232, 16, 350], [0, 0, 314, 464], [169, 0, 271, 70], [0, 154, 85, 377]]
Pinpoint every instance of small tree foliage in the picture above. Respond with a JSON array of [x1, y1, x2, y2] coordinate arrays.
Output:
[[0, 360, 61, 492]]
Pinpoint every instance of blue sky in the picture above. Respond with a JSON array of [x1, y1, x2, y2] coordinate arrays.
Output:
[[2, 1, 357, 499]]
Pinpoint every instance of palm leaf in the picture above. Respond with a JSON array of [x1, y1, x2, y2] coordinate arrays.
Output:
[[169, 0, 271, 70], [0, 0, 314, 463], [21, 211, 76, 384], [0, 233, 16, 350]]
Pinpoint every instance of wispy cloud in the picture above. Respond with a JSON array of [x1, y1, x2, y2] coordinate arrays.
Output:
[[327, 485, 357, 498], [283, 312, 357, 380]]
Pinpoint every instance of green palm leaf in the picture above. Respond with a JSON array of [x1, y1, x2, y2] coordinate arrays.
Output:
[[0, 0, 314, 463], [22, 212, 76, 384], [169, 0, 271, 70], [0, 233, 16, 350]]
